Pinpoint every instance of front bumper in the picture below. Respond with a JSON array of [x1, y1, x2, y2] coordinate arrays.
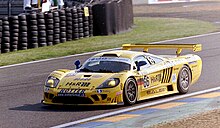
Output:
[[42, 86, 124, 105]]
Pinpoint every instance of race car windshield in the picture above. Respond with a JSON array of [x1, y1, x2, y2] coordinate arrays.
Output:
[[79, 57, 131, 73]]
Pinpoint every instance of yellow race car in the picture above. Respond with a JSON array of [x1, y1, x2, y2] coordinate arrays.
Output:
[[42, 44, 202, 105]]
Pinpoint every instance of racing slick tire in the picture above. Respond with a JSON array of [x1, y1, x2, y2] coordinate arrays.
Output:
[[177, 65, 191, 94], [123, 78, 137, 105]]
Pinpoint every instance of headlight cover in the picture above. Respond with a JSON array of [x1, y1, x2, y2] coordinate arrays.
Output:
[[45, 76, 60, 88], [96, 78, 120, 89]]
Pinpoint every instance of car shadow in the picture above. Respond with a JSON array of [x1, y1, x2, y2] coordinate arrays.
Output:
[[9, 93, 182, 112], [9, 103, 122, 112]]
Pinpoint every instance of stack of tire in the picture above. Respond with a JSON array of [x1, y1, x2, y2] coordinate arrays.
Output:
[[9, 16, 19, 52], [37, 13, 47, 47], [18, 14, 28, 50], [77, 7, 84, 39], [0, 20, 2, 53], [2, 17, 10, 53], [53, 11, 60, 44], [27, 13, 38, 48], [88, 5, 93, 37], [45, 12, 54, 46], [59, 10, 66, 43], [82, 7, 89, 38], [72, 7, 79, 40], [65, 8, 73, 41]]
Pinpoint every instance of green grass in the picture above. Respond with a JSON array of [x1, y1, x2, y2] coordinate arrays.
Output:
[[0, 17, 217, 66]]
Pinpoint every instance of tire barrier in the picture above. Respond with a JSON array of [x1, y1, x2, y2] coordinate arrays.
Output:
[[0, 0, 133, 54], [72, 7, 79, 40], [66, 8, 73, 41], [45, 12, 54, 46], [37, 13, 47, 47], [59, 10, 67, 43], [9, 16, 19, 52], [2, 17, 10, 53], [27, 13, 38, 48], [53, 11, 61, 45], [77, 7, 84, 39], [92, 0, 133, 36], [0, 20, 2, 53], [18, 14, 28, 50]]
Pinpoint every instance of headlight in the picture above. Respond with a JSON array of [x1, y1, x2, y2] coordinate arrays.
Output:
[[96, 78, 120, 89], [45, 76, 60, 88]]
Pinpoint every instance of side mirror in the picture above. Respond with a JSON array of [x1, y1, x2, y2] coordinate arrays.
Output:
[[74, 60, 81, 69], [136, 61, 147, 71], [136, 62, 141, 71]]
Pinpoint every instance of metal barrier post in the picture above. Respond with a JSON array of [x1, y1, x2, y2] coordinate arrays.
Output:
[[7, 0, 12, 17]]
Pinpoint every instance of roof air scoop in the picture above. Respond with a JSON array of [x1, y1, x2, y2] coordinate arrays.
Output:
[[102, 54, 119, 57]]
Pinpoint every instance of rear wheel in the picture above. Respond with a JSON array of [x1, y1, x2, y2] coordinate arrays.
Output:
[[123, 78, 137, 105], [177, 65, 191, 94]]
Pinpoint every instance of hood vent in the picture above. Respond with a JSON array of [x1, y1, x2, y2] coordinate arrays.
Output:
[[84, 75, 92, 77]]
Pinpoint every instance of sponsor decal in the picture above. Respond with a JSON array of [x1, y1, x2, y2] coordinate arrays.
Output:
[[151, 74, 161, 83], [97, 89, 102, 93], [58, 89, 85, 97], [189, 61, 197, 65], [172, 74, 177, 83], [74, 78, 91, 81], [92, 75, 102, 78], [143, 75, 150, 88], [65, 72, 76, 77], [65, 82, 91, 87], [147, 87, 166, 94], [88, 57, 131, 64], [116, 91, 122, 96]]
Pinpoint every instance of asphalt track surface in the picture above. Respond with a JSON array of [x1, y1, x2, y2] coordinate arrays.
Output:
[[2, 1, 220, 128]]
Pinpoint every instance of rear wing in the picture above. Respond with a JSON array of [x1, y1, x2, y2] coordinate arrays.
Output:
[[122, 44, 202, 56]]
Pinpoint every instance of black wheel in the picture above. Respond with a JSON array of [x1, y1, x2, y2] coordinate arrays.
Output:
[[20, 26, 28, 31], [54, 17, 60, 23], [47, 19, 54, 24], [60, 21, 66, 26], [19, 15, 26, 20], [3, 25, 10, 31], [60, 16, 66, 21], [30, 26, 38, 31], [38, 19, 45, 24], [53, 11, 59, 17], [37, 13, 45, 19], [38, 25, 46, 30], [11, 24, 19, 29], [123, 78, 137, 105], [30, 20, 37, 25], [3, 31, 10, 37], [12, 29, 19, 33], [47, 30, 54, 35], [60, 27, 66, 32], [177, 65, 191, 94], [60, 38, 66, 43], [54, 23, 60, 28]]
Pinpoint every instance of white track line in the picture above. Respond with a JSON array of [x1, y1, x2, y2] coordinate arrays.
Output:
[[1, 31, 220, 69], [51, 86, 220, 128]]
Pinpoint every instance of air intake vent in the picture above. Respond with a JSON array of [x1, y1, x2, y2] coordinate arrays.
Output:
[[84, 75, 91, 77], [102, 54, 118, 57], [162, 68, 173, 83]]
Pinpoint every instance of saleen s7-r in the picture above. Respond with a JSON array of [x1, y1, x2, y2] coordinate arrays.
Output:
[[42, 44, 202, 105]]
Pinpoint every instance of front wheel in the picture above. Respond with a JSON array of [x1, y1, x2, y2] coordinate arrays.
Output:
[[123, 78, 137, 105], [177, 65, 191, 94]]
